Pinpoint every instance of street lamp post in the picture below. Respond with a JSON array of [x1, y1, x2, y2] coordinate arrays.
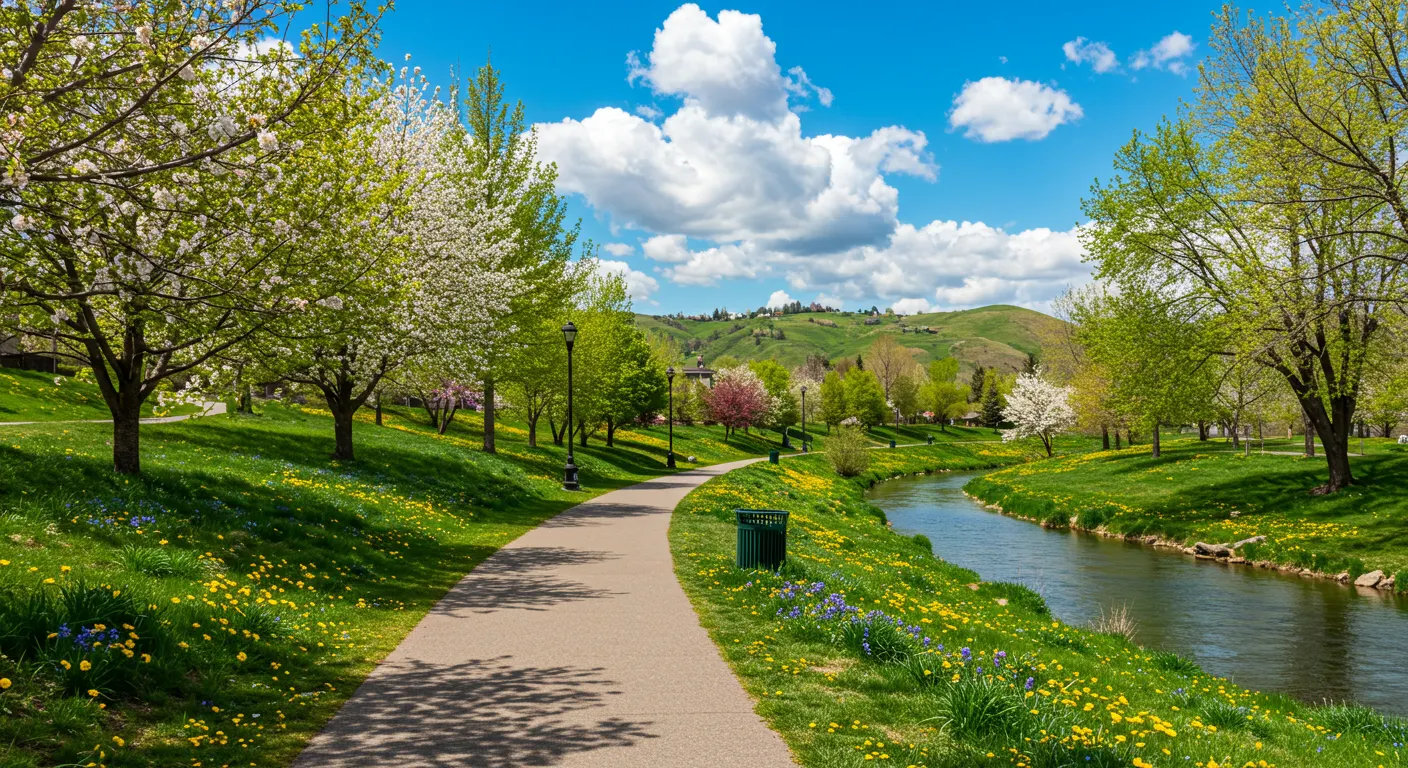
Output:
[[894, 405, 901, 447], [562, 322, 579, 491], [666, 366, 676, 468], [800, 385, 808, 453]]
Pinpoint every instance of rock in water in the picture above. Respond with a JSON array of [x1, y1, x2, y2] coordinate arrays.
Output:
[[1354, 570, 1385, 588]]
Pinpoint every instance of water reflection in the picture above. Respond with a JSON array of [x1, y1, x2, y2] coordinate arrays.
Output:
[[869, 472, 1408, 715]]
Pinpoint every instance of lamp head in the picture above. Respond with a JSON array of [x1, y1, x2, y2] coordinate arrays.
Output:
[[561, 321, 577, 349], [666, 366, 675, 380]]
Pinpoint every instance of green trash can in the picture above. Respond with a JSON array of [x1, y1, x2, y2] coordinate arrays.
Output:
[[736, 509, 788, 570], [769, 449, 780, 464], [889, 439, 896, 448], [927, 435, 934, 445]]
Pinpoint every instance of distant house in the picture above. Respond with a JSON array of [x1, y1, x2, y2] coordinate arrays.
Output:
[[960, 411, 980, 427], [683, 355, 716, 387]]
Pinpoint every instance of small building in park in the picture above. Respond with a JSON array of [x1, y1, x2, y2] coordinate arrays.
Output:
[[682, 355, 716, 387]]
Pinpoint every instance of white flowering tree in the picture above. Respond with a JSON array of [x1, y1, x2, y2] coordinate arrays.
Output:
[[253, 64, 522, 460], [1001, 367, 1076, 457], [0, 1, 382, 189], [0, 9, 382, 474]]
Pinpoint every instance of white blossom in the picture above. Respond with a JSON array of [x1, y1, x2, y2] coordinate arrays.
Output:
[[1001, 367, 1076, 457], [257, 130, 279, 152]]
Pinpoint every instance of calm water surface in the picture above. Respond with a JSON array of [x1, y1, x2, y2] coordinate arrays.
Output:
[[868, 472, 1408, 715]]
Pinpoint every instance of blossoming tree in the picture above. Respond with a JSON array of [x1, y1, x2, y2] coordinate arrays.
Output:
[[707, 366, 769, 440], [1001, 367, 1076, 457], [254, 65, 522, 460], [0, 8, 382, 474]]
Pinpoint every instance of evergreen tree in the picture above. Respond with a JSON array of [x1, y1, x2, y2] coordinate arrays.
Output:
[[981, 374, 1004, 429], [969, 366, 987, 403]]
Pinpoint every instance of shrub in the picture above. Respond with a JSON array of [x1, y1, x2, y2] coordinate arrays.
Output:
[[1200, 699, 1253, 731], [115, 545, 204, 578], [826, 426, 872, 477], [1074, 505, 1109, 530], [981, 581, 1050, 617], [1314, 703, 1389, 735], [1148, 650, 1201, 676], [912, 533, 933, 552], [1089, 603, 1137, 641], [839, 614, 915, 663], [932, 676, 1025, 739]]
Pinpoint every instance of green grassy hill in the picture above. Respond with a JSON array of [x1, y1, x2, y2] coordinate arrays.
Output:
[[637, 304, 1059, 373]]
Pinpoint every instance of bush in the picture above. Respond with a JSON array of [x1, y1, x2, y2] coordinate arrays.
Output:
[[114, 545, 205, 578], [912, 533, 933, 552], [1148, 650, 1201, 676], [932, 676, 1025, 739], [826, 426, 872, 477], [838, 614, 915, 664], [981, 581, 1050, 617]]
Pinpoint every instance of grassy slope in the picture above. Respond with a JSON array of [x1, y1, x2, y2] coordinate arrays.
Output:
[[0, 401, 776, 768], [0, 369, 197, 422], [965, 438, 1408, 586], [637, 305, 1058, 372], [670, 446, 1407, 768]]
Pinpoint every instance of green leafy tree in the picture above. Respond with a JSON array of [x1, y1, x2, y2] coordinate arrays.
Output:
[[923, 381, 970, 431], [844, 369, 887, 428], [748, 359, 797, 434], [819, 371, 847, 433], [928, 357, 959, 384], [461, 59, 583, 454], [890, 373, 921, 422], [968, 365, 987, 403], [603, 328, 668, 446]]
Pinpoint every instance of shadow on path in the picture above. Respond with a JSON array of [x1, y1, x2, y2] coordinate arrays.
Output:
[[437, 547, 621, 615], [296, 656, 656, 767]]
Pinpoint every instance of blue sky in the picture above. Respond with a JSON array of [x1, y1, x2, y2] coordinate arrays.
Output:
[[366, 1, 1219, 315]]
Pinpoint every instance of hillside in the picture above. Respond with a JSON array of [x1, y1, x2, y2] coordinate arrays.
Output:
[[637, 304, 1059, 373]]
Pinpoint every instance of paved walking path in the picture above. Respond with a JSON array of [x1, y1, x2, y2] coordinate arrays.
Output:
[[0, 400, 226, 426], [294, 458, 797, 768]]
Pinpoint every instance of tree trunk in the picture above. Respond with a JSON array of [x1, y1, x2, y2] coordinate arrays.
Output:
[[112, 399, 143, 475], [606, 417, 616, 447], [1042, 433, 1053, 457], [1304, 418, 1315, 457], [578, 420, 588, 447], [333, 406, 355, 460], [1197, 421, 1208, 441], [527, 412, 539, 447], [482, 376, 496, 454], [374, 397, 383, 426], [239, 384, 253, 414], [1101, 426, 1109, 450], [1385, 422, 1395, 439], [1115, 429, 1122, 449], [1231, 419, 1240, 449], [1151, 422, 1161, 458]]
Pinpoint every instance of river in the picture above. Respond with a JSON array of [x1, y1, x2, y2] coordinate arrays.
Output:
[[868, 471, 1408, 715]]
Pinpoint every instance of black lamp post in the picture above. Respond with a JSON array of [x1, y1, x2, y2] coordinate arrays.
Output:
[[666, 366, 676, 468], [800, 385, 808, 453], [893, 405, 901, 447], [562, 321, 579, 491]]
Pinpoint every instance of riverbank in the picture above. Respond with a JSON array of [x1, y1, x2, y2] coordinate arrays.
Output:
[[0, 402, 774, 768], [964, 440, 1408, 594], [670, 444, 1407, 768]]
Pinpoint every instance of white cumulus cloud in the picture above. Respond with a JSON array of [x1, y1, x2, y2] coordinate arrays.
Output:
[[891, 298, 934, 315], [596, 258, 661, 303], [948, 77, 1082, 142], [1062, 37, 1117, 73], [537, 4, 1090, 314], [1131, 32, 1196, 75], [767, 289, 795, 309]]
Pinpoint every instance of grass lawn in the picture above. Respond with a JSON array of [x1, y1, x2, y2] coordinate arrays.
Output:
[[965, 438, 1408, 587], [0, 369, 198, 423], [0, 399, 776, 768], [670, 445, 1408, 768]]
